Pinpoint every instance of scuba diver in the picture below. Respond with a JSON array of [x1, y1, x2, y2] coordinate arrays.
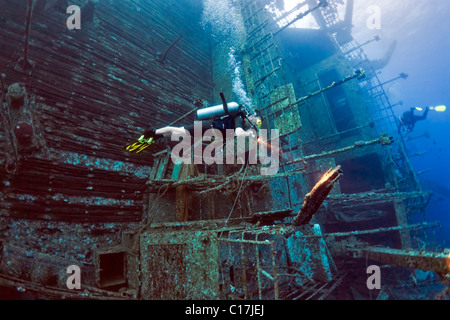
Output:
[[126, 93, 263, 154], [398, 107, 429, 134], [398, 105, 446, 134]]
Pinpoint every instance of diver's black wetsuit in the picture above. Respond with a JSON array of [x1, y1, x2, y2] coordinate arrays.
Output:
[[145, 109, 253, 140]]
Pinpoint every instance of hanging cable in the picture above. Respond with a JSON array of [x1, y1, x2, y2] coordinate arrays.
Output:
[[219, 163, 250, 238]]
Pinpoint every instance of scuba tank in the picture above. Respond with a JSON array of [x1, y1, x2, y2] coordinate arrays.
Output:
[[196, 92, 242, 120]]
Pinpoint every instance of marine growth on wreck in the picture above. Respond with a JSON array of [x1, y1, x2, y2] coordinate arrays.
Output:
[[0, 0, 449, 302]]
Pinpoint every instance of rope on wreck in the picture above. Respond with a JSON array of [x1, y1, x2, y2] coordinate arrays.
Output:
[[198, 161, 246, 195], [129, 183, 170, 254], [219, 162, 249, 238]]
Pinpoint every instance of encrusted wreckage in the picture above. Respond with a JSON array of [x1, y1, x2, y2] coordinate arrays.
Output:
[[0, 0, 448, 300]]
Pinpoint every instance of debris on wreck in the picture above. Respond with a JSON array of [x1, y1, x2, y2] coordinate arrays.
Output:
[[292, 165, 343, 226]]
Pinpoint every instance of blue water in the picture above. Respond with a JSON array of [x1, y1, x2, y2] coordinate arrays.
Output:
[[354, 0, 450, 244]]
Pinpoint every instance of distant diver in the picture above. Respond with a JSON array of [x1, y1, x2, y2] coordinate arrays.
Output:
[[398, 105, 446, 134], [126, 93, 263, 154], [398, 107, 429, 134]]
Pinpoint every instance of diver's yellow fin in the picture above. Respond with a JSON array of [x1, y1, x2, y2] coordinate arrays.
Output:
[[135, 143, 151, 154], [126, 137, 154, 154], [126, 141, 143, 152]]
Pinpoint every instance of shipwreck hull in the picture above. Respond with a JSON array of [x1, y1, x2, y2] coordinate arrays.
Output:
[[0, 0, 448, 300]]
